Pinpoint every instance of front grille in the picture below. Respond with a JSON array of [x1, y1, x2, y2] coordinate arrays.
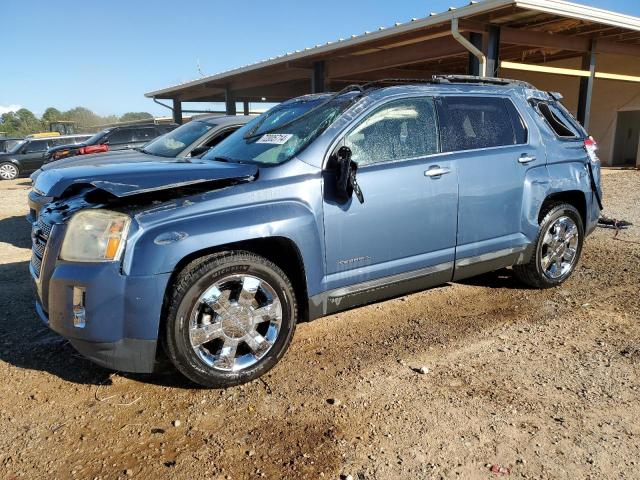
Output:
[[31, 253, 42, 274], [31, 218, 52, 278]]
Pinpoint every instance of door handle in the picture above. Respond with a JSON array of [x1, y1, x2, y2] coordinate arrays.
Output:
[[424, 166, 451, 177], [518, 155, 536, 164]]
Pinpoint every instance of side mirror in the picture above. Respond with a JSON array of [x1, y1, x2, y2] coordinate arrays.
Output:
[[335, 146, 364, 204], [190, 146, 210, 157]]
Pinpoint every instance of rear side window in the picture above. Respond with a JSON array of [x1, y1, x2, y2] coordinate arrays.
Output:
[[107, 129, 133, 145], [204, 128, 236, 148], [132, 127, 157, 142], [345, 97, 440, 166], [24, 140, 50, 153], [51, 138, 72, 147], [438, 96, 519, 152], [536, 102, 580, 138]]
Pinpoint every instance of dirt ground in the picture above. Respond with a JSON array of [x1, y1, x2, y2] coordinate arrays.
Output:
[[0, 170, 638, 480]]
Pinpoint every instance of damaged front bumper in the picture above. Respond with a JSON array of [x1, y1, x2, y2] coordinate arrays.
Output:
[[27, 189, 53, 223], [32, 233, 171, 373]]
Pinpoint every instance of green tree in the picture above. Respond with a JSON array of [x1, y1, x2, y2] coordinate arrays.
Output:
[[42, 107, 62, 123], [0, 108, 44, 136], [62, 106, 103, 129], [119, 112, 153, 123]]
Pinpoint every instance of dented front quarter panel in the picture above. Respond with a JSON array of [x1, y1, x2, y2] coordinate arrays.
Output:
[[123, 159, 326, 296]]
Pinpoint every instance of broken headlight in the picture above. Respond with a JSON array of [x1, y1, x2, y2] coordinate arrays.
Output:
[[60, 209, 131, 262]]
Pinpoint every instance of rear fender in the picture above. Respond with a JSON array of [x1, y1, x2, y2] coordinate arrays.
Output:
[[523, 162, 595, 237]]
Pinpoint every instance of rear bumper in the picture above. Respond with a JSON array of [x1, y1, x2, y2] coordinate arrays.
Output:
[[585, 190, 601, 236], [34, 261, 172, 374]]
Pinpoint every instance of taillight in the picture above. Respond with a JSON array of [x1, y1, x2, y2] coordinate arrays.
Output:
[[584, 136, 599, 163], [78, 145, 109, 155]]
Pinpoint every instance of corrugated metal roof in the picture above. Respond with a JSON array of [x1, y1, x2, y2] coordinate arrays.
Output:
[[145, 0, 640, 98]]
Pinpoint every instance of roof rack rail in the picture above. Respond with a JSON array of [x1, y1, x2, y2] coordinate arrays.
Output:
[[431, 74, 534, 88], [350, 75, 535, 91], [360, 78, 436, 90]]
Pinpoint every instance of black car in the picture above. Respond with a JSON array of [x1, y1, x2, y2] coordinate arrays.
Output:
[[45, 123, 177, 163], [0, 137, 23, 153], [0, 135, 91, 180]]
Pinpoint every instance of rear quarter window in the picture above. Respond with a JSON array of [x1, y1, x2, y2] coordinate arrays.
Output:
[[535, 102, 581, 139], [437, 96, 520, 152]]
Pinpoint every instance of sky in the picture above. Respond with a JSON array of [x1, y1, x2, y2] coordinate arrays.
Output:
[[2, 0, 640, 117]]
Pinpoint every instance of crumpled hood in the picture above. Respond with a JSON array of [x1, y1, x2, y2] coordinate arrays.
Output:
[[33, 155, 258, 198], [41, 149, 138, 172]]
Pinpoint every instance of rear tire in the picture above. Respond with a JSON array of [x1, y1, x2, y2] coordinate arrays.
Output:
[[0, 162, 19, 180], [164, 251, 297, 388], [514, 203, 584, 288]]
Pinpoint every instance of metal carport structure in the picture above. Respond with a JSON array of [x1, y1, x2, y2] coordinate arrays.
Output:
[[145, 0, 640, 165]]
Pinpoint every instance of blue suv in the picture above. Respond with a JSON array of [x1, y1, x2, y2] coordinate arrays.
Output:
[[30, 76, 602, 387]]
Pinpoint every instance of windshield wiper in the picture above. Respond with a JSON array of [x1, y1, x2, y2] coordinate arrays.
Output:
[[242, 84, 365, 141]]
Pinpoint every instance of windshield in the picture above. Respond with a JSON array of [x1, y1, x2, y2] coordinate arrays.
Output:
[[202, 95, 354, 166], [84, 129, 110, 145], [143, 120, 214, 157], [8, 140, 26, 153]]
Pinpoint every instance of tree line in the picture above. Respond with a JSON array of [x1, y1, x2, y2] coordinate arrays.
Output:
[[0, 107, 153, 137]]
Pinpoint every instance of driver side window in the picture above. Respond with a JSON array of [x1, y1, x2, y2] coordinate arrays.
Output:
[[344, 97, 439, 166]]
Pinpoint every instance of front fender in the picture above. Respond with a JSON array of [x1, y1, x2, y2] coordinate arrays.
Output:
[[123, 194, 325, 297]]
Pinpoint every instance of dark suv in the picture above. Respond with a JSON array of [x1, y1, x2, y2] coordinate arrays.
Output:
[[0, 135, 90, 180], [30, 77, 602, 388], [44, 123, 177, 163]]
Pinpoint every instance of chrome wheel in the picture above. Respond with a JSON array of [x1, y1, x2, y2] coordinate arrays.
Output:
[[0, 163, 18, 180], [540, 216, 579, 279], [189, 274, 282, 372]]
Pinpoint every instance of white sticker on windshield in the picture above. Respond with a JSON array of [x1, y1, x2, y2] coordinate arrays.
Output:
[[256, 133, 293, 144]]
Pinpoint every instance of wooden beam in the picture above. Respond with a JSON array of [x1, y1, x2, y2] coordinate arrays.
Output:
[[501, 27, 640, 58], [233, 81, 310, 102], [596, 40, 640, 57], [179, 86, 225, 102], [328, 36, 466, 78], [500, 27, 590, 52], [333, 68, 443, 83], [229, 67, 311, 91]]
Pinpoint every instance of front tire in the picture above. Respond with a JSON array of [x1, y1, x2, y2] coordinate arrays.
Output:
[[0, 162, 19, 180], [514, 203, 584, 288], [164, 251, 297, 388]]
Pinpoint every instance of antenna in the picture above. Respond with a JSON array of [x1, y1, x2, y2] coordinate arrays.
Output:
[[196, 58, 204, 78]]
